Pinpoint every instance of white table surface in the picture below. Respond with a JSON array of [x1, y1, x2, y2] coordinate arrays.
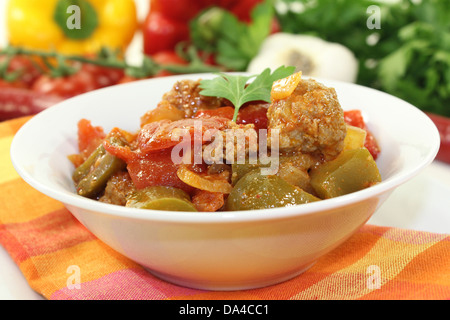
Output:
[[1, 0, 449, 300]]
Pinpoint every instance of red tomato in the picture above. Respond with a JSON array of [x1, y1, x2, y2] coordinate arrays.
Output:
[[344, 110, 365, 129], [0, 55, 42, 88], [142, 11, 190, 55], [126, 151, 194, 192], [138, 117, 230, 153], [104, 139, 194, 193], [31, 69, 99, 99], [150, 0, 207, 23], [0, 87, 62, 121], [80, 63, 124, 88], [117, 75, 140, 84], [0, 79, 27, 89], [76, 119, 106, 158]]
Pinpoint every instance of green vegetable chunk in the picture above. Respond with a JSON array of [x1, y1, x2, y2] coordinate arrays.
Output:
[[73, 136, 127, 198], [310, 147, 382, 199], [226, 171, 319, 211], [126, 186, 197, 212]]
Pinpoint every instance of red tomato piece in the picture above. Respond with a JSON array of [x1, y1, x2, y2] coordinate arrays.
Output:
[[195, 106, 235, 120], [236, 103, 269, 131], [77, 119, 106, 158], [344, 110, 380, 160], [137, 117, 230, 153], [127, 150, 194, 192]]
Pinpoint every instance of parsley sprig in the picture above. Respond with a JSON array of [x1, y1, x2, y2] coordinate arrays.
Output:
[[199, 66, 295, 122]]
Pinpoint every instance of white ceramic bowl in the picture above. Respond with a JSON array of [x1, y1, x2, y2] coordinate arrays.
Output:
[[10, 74, 440, 290]]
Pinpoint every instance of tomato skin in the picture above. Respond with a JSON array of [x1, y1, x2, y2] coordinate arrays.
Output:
[[143, 11, 190, 55], [127, 151, 194, 193]]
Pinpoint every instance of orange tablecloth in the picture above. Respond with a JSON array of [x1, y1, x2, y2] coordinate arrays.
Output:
[[1, 116, 449, 300]]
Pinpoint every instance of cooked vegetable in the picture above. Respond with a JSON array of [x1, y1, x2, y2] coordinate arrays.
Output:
[[310, 147, 381, 199], [270, 70, 302, 100], [73, 136, 127, 198], [344, 110, 380, 160], [70, 70, 382, 212], [226, 170, 319, 211], [177, 165, 233, 194], [126, 186, 197, 212], [343, 125, 367, 151], [7, 0, 138, 55]]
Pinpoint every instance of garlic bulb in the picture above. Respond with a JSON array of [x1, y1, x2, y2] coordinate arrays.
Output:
[[247, 33, 359, 83]]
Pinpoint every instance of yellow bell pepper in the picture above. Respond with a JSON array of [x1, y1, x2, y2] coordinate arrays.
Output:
[[7, 0, 138, 55]]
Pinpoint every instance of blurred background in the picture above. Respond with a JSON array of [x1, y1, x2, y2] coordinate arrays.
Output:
[[0, 0, 449, 160]]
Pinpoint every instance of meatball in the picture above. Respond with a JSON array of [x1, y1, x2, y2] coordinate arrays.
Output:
[[161, 79, 225, 118], [267, 78, 346, 160], [99, 171, 136, 206]]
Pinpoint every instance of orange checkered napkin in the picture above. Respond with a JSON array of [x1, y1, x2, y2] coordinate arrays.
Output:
[[1, 116, 449, 300]]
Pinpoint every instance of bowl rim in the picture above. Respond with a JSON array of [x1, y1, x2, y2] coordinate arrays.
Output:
[[10, 74, 441, 224]]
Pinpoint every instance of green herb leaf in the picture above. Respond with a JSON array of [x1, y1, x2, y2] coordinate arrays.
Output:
[[199, 66, 296, 121], [190, 0, 275, 71]]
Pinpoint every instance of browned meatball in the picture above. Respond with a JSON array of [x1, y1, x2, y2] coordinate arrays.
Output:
[[161, 79, 225, 118], [99, 171, 136, 206], [267, 78, 346, 160]]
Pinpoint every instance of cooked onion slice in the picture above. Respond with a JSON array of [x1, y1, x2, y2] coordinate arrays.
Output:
[[176, 165, 232, 194], [271, 71, 302, 100]]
